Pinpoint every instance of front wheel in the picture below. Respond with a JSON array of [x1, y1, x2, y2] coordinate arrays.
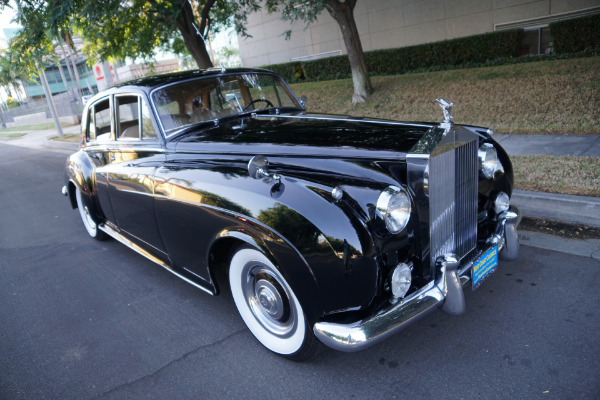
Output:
[[229, 247, 318, 361], [75, 187, 107, 240]]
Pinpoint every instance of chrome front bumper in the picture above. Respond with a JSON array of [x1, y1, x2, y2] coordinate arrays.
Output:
[[313, 206, 521, 352]]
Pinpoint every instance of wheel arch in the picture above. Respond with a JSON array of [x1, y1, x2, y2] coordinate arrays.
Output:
[[207, 227, 325, 326], [66, 151, 103, 220]]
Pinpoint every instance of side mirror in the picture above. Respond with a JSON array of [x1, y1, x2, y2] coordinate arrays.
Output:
[[299, 95, 307, 108], [248, 155, 269, 179], [248, 155, 281, 184]]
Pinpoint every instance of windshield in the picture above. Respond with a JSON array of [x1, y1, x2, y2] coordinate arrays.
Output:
[[152, 73, 300, 134]]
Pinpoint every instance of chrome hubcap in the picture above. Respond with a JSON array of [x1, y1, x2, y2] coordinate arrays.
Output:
[[241, 263, 297, 338], [255, 279, 285, 320]]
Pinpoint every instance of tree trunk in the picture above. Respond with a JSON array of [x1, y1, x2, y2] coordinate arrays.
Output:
[[59, 40, 78, 98], [56, 60, 73, 99], [63, 32, 83, 102], [21, 79, 32, 103], [325, 0, 373, 105], [38, 64, 64, 137], [173, 0, 214, 69]]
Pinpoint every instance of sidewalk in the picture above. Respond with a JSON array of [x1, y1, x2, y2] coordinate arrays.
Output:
[[494, 133, 600, 157], [0, 123, 82, 150]]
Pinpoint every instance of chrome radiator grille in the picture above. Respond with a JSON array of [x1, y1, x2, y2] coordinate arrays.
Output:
[[429, 140, 478, 266]]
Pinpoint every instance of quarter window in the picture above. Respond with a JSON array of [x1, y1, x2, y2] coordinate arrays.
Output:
[[141, 101, 158, 140]]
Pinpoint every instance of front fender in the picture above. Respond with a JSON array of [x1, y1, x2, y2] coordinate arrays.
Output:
[[251, 175, 381, 316]]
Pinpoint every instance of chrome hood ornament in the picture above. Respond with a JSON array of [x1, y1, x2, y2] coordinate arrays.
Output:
[[436, 98, 453, 128]]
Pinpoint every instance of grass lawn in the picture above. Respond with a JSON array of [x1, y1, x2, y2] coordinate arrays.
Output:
[[290, 56, 600, 134], [0, 121, 71, 133], [0, 132, 26, 138], [48, 134, 80, 142], [512, 155, 600, 197]]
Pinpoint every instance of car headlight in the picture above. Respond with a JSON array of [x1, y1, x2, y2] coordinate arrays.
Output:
[[376, 186, 411, 233], [494, 191, 510, 214], [478, 143, 498, 179]]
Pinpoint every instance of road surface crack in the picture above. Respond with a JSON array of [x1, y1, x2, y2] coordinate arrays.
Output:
[[93, 328, 247, 399]]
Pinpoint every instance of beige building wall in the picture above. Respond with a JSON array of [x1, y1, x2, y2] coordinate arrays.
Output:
[[237, 0, 600, 67]]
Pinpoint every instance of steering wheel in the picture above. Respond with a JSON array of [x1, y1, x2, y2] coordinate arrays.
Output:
[[242, 99, 274, 111]]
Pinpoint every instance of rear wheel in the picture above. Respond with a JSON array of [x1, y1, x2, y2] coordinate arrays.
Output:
[[75, 188, 107, 240], [229, 247, 318, 361]]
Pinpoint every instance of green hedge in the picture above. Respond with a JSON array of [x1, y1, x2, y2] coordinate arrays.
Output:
[[263, 13, 600, 83], [550, 13, 600, 53], [262, 30, 522, 83]]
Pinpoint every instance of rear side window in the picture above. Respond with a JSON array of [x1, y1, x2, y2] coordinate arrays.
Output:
[[92, 98, 111, 142]]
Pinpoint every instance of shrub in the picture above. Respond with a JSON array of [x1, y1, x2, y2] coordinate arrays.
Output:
[[263, 30, 522, 83], [551, 13, 600, 53]]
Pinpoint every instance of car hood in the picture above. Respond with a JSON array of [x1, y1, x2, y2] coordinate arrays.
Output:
[[174, 112, 434, 160]]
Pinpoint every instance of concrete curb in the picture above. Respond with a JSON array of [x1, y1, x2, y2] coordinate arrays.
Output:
[[519, 230, 600, 261], [512, 189, 600, 228], [494, 133, 600, 157]]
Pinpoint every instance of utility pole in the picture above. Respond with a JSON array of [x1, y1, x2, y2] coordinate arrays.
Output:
[[38, 64, 63, 137]]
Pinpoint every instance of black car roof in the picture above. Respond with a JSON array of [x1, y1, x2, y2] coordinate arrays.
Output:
[[115, 67, 274, 90]]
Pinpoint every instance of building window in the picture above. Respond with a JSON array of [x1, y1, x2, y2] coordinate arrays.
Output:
[[519, 26, 553, 56]]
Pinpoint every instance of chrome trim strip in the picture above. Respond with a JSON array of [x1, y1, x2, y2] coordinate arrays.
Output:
[[405, 153, 430, 159], [98, 223, 215, 296], [254, 113, 434, 128]]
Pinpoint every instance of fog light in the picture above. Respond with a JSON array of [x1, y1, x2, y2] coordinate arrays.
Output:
[[391, 263, 412, 300], [494, 192, 510, 214]]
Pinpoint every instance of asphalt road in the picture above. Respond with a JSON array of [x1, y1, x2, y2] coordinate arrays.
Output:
[[1, 143, 599, 400]]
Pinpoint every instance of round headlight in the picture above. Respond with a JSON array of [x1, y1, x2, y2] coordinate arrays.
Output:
[[494, 191, 510, 214], [478, 143, 498, 179], [376, 186, 411, 233]]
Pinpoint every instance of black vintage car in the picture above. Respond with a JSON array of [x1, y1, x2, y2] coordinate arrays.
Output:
[[63, 68, 520, 360]]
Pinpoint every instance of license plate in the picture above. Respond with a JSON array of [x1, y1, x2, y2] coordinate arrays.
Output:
[[472, 245, 498, 289]]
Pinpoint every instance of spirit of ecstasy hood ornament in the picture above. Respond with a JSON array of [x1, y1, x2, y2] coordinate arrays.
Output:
[[436, 98, 453, 127]]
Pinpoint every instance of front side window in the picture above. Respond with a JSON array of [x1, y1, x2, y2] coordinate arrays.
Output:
[[152, 73, 300, 135], [116, 96, 140, 140]]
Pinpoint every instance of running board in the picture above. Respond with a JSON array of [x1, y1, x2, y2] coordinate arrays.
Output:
[[98, 224, 216, 296]]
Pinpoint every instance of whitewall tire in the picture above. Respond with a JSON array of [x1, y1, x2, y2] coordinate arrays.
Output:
[[229, 247, 318, 360], [75, 188, 106, 241]]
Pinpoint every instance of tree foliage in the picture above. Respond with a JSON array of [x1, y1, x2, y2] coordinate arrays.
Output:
[[72, 0, 264, 68], [1, 0, 263, 73]]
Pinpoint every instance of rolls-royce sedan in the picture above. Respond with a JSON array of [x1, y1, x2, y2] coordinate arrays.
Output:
[[63, 68, 520, 360]]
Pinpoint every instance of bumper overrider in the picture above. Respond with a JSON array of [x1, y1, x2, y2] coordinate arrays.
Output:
[[313, 206, 521, 352]]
